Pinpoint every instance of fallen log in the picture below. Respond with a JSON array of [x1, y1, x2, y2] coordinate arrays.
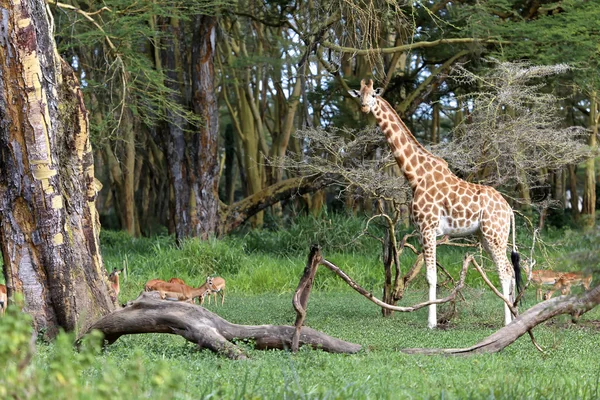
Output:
[[402, 283, 600, 355], [79, 291, 361, 359]]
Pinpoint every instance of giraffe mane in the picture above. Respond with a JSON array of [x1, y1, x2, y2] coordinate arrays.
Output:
[[377, 97, 449, 168]]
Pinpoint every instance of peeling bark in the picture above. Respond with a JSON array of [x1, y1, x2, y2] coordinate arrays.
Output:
[[0, 0, 115, 337], [82, 292, 361, 359]]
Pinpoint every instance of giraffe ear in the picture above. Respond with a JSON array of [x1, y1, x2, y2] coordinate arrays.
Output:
[[348, 89, 361, 98], [374, 88, 384, 96]]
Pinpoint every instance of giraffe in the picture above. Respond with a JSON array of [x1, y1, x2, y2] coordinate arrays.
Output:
[[349, 79, 521, 328]]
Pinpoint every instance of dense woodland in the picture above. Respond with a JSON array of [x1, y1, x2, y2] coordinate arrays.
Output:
[[53, 0, 600, 237], [1, 0, 600, 337]]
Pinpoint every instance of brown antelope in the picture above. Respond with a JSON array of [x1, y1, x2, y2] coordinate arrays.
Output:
[[168, 277, 186, 285], [108, 268, 123, 300], [144, 279, 167, 292], [145, 277, 213, 303], [522, 264, 565, 301], [206, 276, 226, 306], [0, 284, 7, 316], [544, 271, 593, 300]]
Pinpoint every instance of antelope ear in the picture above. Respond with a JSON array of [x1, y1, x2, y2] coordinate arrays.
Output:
[[348, 89, 361, 98], [374, 87, 384, 96]]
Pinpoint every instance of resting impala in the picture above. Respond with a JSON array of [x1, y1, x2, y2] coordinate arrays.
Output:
[[0, 284, 7, 316], [108, 268, 123, 300], [144, 277, 213, 303], [544, 271, 593, 299], [206, 276, 226, 306]]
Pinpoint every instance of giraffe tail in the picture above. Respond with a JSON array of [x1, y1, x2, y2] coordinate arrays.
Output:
[[512, 251, 522, 299], [510, 211, 523, 301]]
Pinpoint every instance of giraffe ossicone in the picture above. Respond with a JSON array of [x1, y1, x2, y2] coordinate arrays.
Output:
[[350, 78, 521, 328]]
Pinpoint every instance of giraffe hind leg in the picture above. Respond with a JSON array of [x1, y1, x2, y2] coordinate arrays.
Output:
[[480, 235, 514, 325]]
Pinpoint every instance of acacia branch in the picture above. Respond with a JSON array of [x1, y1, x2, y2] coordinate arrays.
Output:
[[321, 38, 508, 55]]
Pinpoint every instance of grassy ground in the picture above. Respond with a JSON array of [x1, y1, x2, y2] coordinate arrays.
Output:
[[40, 290, 600, 399], [5, 215, 600, 399]]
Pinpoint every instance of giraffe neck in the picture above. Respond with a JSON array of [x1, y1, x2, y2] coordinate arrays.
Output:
[[372, 98, 448, 188]]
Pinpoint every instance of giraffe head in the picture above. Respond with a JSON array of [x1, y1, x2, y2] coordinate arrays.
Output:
[[348, 79, 384, 114]]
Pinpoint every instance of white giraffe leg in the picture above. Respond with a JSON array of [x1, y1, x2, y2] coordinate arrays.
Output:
[[427, 265, 437, 329], [501, 277, 513, 325], [422, 230, 437, 329]]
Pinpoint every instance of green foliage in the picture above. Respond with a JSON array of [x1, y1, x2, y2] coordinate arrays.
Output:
[[240, 213, 387, 257], [0, 296, 181, 399], [462, 0, 600, 89]]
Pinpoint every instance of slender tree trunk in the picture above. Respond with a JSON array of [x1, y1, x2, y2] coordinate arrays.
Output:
[[582, 93, 598, 229], [0, 0, 115, 337], [568, 164, 580, 221], [161, 17, 192, 243], [430, 101, 440, 144], [118, 107, 139, 236]]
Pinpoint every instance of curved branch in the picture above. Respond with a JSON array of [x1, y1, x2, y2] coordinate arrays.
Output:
[[219, 174, 333, 234], [402, 284, 600, 355], [319, 253, 470, 312]]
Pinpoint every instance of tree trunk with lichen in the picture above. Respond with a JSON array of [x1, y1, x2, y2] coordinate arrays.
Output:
[[0, 0, 116, 338]]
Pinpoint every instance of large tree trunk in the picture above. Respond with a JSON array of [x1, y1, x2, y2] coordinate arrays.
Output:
[[0, 0, 115, 337], [191, 15, 220, 239], [82, 292, 361, 359]]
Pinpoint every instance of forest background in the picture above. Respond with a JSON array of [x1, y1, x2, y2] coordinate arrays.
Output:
[[50, 0, 600, 239], [1, 1, 600, 397]]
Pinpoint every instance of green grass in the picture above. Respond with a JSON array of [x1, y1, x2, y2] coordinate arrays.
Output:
[[45, 290, 600, 399], [5, 215, 600, 399]]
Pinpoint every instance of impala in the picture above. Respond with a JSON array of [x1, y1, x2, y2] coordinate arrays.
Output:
[[168, 277, 186, 285], [206, 276, 226, 306], [544, 271, 593, 299], [145, 277, 213, 303], [0, 284, 6, 315], [522, 264, 564, 301], [108, 268, 123, 300]]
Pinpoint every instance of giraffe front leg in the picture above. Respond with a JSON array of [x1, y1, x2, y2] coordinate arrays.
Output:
[[422, 230, 437, 329]]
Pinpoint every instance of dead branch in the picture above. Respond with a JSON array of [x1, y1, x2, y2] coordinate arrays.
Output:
[[80, 291, 361, 359], [402, 284, 600, 355], [319, 254, 470, 312], [292, 245, 322, 352], [469, 256, 544, 352]]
